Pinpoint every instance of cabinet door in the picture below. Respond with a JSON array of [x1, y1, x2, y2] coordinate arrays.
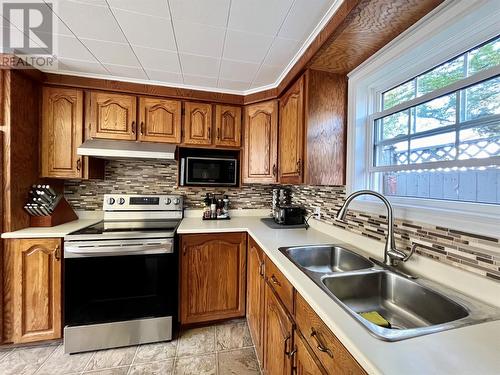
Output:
[[247, 237, 266, 365], [41, 87, 83, 178], [180, 233, 246, 324], [183, 102, 213, 145], [12, 238, 62, 343], [263, 283, 293, 375], [138, 97, 181, 143], [89, 91, 137, 140], [294, 330, 326, 375], [242, 101, 278, 184], [279, 76, 305, 184], [215, 105, 241, 147]]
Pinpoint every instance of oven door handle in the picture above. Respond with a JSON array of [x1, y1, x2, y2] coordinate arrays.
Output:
[[64, 242, 173, 258]]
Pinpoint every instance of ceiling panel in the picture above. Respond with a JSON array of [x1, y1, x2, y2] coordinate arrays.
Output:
[[174, 20, 225, 58], [180, 53, 220, 78], [223, 30, 274, 64], [254, 64, 283, 86], [133, 46, 180, 72], [104, 63, 148, 79], [183, 74, 218, 88], [58, 57, 108, 75], [146, 69, 183, 83], [219, 59, 260, 82], [169, 0, 230, 27], [264, 37, 301, 67], [107, 0, 171, 18], [55, 34, 95, 61], [218, 79, 251, 91], [279, 0, 332, 40], [82, 39, 139, 66]]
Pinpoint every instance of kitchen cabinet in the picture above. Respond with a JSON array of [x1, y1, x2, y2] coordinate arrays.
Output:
[[215, 105, 242, 147], [266, 257, 294, 314], [279, 76, 305, 184], [263, 282, 294, 375], [9, 238, 62, 343], [41, 87, 83, 178], [138, 97, 182, 143], [183, 102, 213, 146], [242, 100, 278, 184], [293, 330, 327, 375], [180, 232, 246, 324], [247, 236, 266, 363], [88, 91, 137, 140]]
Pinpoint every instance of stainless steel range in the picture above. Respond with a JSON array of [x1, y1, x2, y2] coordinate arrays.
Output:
[[63, 194, 183, 354]]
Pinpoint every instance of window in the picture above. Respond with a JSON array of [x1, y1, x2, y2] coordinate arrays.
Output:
[[369, 36, 500, 204]]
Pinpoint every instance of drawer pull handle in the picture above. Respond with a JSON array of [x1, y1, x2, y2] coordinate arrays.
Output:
[[310, 328, 334, 358], [284, 336, 296, 357], [271, 274, 281, 286], [54, 245, 61, 261]]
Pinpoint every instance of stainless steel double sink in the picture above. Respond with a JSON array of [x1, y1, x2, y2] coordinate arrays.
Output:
[[280, 245, 500, 341]]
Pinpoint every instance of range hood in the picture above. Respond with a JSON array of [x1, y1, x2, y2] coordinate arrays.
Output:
[[77, 139, 176, 160]]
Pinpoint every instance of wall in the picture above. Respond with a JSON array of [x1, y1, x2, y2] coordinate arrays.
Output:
[[290, 185, 500, 283], [64, 159, 275, 211]]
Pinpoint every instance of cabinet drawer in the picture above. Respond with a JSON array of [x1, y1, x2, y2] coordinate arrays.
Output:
[[295, 293, 366, 375], [265, 258, 294, 314]]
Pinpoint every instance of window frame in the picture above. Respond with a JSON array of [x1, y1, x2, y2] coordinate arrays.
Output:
[[346, 0, 500, 236]]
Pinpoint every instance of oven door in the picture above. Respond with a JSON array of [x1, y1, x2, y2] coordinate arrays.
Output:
[[64, 245, 177, 327], [185, 157, 238, 186]]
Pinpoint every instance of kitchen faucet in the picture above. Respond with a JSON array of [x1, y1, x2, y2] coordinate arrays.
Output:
[[335, 190, 414, 267]]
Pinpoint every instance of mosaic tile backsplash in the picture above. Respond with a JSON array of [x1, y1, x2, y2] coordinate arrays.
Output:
[[64, 160, 500, 282]]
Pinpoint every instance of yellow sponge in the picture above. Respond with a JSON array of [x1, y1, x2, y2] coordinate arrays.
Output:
[[360, 311, 391, 328]]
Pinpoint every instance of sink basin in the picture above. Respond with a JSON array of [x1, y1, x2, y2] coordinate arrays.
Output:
[[322, 271, 469, 333], [283, 245, 374, 273]]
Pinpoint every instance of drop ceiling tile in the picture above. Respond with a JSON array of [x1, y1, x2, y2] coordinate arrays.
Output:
[[253, 64, 282, 85], [54, 34, 95, 61], [146, 69, 183, 84], [228, 0, 293, 36], [279, 0, 332, 40], [104, 63, 148, 79], [58, 57, 108, 75], [82, 39, 139, 66], [224, 30, 273, 64], [180, 53, 219, 78], [264, 37, 301, 67], [107, 0, 170, 18], [218, 79, 251, 91], [169, 0, 230, 27], [54, 1, 127, 43], [219, 59, 260, 82], [183, 74, 218, 88], [133, 46, 180, 72], [111, 8, 176, 51], [174, 20, 225, 58]]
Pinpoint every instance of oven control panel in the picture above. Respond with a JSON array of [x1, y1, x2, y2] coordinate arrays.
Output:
[[103, 194, 183, 211]]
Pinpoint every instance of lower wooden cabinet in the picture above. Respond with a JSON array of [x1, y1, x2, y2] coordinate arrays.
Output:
[[4, 238, 62, 344], [293, 330, 327, 375], [263, 282, 294, 375], [180, 232, 247, 324]]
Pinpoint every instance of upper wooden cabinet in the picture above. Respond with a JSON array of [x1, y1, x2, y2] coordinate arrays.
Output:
[[183, 102, 213, 146], [242, 100, 278, 184], [138, 97, 181, 143], [9, 238, 62, 344], [180, 232, 247, 324], [89, 91, 137, 140], [41, 87, 83, 178], [215, 105, 242, 147], [279, 76, 305, 184]]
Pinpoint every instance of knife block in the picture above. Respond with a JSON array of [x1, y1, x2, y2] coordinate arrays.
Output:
[[29, 197, 78, 227]]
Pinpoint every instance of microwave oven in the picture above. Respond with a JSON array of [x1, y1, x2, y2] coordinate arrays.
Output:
[[180, 157, 238, 186]]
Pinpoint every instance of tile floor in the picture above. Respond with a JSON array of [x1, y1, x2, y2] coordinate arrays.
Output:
[[0, 319, 261, 375]]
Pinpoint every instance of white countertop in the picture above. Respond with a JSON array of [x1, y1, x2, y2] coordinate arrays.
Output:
[[1, 219, 100, 239], [178, 216, 500, 375]]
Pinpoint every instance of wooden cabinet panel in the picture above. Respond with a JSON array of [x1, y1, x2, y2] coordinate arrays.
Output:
[[89, 91, 137, 140], [215, 105, 241, 147], [247, 236, 266, 365], [295, 293, 366, 375], [11, 238, 62, 343], [266, 257, 294, 314], [279, 76, 305, 184], [183, 102, 213, 145], [294, 330, 327, 375], [41, 87, 83, 178], [180, 233, 246, 324], [138, 97, 181, 143], [263, 283, 294, 375], [242, 101, 278, 184]]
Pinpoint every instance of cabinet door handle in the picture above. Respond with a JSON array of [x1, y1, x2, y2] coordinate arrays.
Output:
[[54, 245, 61, 261], [217, 127, 220, 140], [310, 328, 334, 358], [271, 274, 281, 286], [272, 164, 277, 177], [182, 246, 187, 256], [208, 126, 211, 141], [140, 121, 144, 135], [76, 158, 81, 171], [284, 335, 297, 357], [259, 261, 265, 277], [296, 159, 302, 175]]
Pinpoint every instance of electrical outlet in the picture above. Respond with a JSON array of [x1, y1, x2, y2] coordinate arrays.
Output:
[[314, 207, 321, 219]]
